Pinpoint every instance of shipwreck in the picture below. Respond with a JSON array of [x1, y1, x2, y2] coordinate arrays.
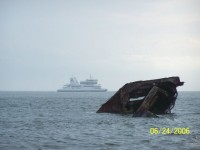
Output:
[[97, 77, 184, 117]]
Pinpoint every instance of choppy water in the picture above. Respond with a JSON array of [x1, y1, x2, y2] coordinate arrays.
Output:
[[0, 91, 200, 150]]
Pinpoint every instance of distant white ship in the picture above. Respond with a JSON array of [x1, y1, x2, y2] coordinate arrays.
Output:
[[57, 76, 107, 92]]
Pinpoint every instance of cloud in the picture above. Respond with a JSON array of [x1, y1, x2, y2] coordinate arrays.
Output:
[[107, 0, 200, 30]]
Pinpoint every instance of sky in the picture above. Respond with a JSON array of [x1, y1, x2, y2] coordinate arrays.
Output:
[[0, 0, 200, 91]]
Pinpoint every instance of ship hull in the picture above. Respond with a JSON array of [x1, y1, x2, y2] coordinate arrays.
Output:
[[57, 89, 107, 92]]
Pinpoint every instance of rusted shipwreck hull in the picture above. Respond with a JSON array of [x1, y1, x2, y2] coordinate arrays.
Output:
[[97, 77, 184, 117]]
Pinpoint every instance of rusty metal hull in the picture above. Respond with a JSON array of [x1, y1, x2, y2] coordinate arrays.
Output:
[[97, 77, 184, 116]]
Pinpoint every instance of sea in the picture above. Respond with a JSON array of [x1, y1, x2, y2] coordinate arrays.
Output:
[[0, 91, 200, 150]]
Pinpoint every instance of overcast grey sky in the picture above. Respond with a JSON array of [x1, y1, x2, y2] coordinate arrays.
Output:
[[0, 0, 200, 91]]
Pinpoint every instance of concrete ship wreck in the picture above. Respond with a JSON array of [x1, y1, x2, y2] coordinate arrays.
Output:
[[97, 77, 184, 117]]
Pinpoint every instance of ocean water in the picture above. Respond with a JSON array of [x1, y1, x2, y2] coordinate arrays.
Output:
[[0, 91, 200, 150]]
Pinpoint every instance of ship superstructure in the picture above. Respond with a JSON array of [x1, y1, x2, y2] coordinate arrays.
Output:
[[57, 76, 107, 92]]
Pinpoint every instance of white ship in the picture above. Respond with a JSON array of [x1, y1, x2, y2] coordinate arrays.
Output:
[[57, 76, 107, 92]]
